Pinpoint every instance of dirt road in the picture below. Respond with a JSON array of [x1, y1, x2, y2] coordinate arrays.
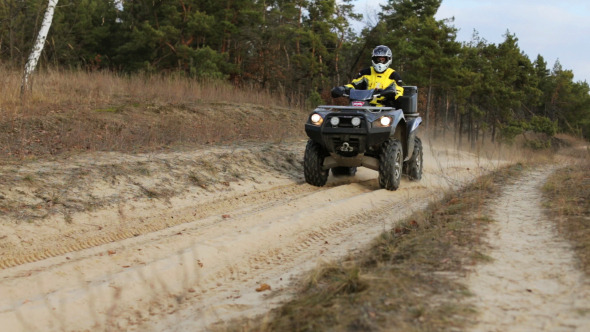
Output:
[[0, 139, 506, 331], [468, 168, 590, 331], [0, 142, 508, 331]]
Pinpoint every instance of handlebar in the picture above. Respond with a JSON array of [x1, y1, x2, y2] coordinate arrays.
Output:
[[342, 93, 381, 98]]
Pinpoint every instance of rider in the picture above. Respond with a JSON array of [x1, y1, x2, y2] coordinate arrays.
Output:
[[332, 45, 404, 107]]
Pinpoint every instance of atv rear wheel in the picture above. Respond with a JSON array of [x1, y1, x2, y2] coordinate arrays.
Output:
[[304, 140, 329, 187], [379, 139, 403, 190], [404, 137, 423, 181], [331, 167, 357, 177]]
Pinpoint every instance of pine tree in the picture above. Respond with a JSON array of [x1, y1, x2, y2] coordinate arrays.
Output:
[[381, 0, 459, 131]]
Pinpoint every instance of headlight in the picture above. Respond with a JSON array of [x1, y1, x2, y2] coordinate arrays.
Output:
[[351, 117, 361, 127], [330, 116, 340, 126], [310, 113, 323, 126], [379, 116, 392, 127]]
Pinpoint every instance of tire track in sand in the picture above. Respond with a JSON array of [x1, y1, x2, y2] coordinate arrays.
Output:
[[0, 181, 320, 270]]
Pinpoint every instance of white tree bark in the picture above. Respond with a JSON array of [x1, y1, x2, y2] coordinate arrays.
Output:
[[21, 0, 59, 95]]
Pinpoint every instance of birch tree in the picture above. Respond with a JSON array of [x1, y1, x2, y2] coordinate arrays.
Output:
[[20, 0, 59, 96]]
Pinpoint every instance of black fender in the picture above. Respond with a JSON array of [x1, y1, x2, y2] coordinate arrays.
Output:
[[405, 116, 422, 160]]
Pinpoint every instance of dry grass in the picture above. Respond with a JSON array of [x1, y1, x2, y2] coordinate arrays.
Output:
[[543, 142, 590, 275], [226, 164, 526, 332], [0, 67, 306, 160]]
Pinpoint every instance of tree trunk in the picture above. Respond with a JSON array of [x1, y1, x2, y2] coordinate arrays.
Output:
[[444, 92, 449, 138], [491, 122, 496, 143], [433, 93, 438, 139], [425, 68, 433, 130], [454, 103, 460, 145], [480, 123, 485, 144], [21, 0, 59, 96], [458, 113, 464, 147], [467, 110, 473, 143], [296, 1, 302, 55], [335, 36, 343, 85], [476, 122, 480, 146], [7, 0, 17, 63], [470, 112, 476, 149]]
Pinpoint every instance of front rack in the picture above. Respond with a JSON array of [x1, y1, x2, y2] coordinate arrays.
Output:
[[316, 105, 395, 113]]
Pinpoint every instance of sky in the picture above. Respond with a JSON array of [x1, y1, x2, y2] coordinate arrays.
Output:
[[351, 0, 590, 83]]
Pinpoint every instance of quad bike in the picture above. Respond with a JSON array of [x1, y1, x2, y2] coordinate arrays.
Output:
[[303, 86, 423, 191]]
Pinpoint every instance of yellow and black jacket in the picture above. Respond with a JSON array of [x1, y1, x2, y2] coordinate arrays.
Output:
[[345, 67, 404, 107]]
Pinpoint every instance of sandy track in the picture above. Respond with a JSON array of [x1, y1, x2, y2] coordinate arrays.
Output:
[[0, 140, 503, 331], [468, 168, 590, 331]]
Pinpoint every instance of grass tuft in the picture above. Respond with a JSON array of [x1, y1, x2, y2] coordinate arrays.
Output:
[[543, 147, 590, 276]]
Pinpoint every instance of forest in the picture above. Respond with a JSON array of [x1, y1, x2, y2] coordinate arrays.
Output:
[[1, 0, 589, 144]]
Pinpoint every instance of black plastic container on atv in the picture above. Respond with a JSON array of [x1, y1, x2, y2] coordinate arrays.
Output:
[[304, 86, 423, 191]]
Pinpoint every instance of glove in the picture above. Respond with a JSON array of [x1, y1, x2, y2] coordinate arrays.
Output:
[[373, 88, 383, 96], [331, 86, 348, 98], [380, 86, 396, 97]]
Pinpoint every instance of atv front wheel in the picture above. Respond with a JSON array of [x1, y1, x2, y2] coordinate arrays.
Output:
[[304, 140, 329, 187], [404, 137, 423, 181], [331, 167, 357, 177], [379, 139, 403, 190]]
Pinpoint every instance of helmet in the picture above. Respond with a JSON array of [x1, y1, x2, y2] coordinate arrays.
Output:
[[371, 45, 392, 73]]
